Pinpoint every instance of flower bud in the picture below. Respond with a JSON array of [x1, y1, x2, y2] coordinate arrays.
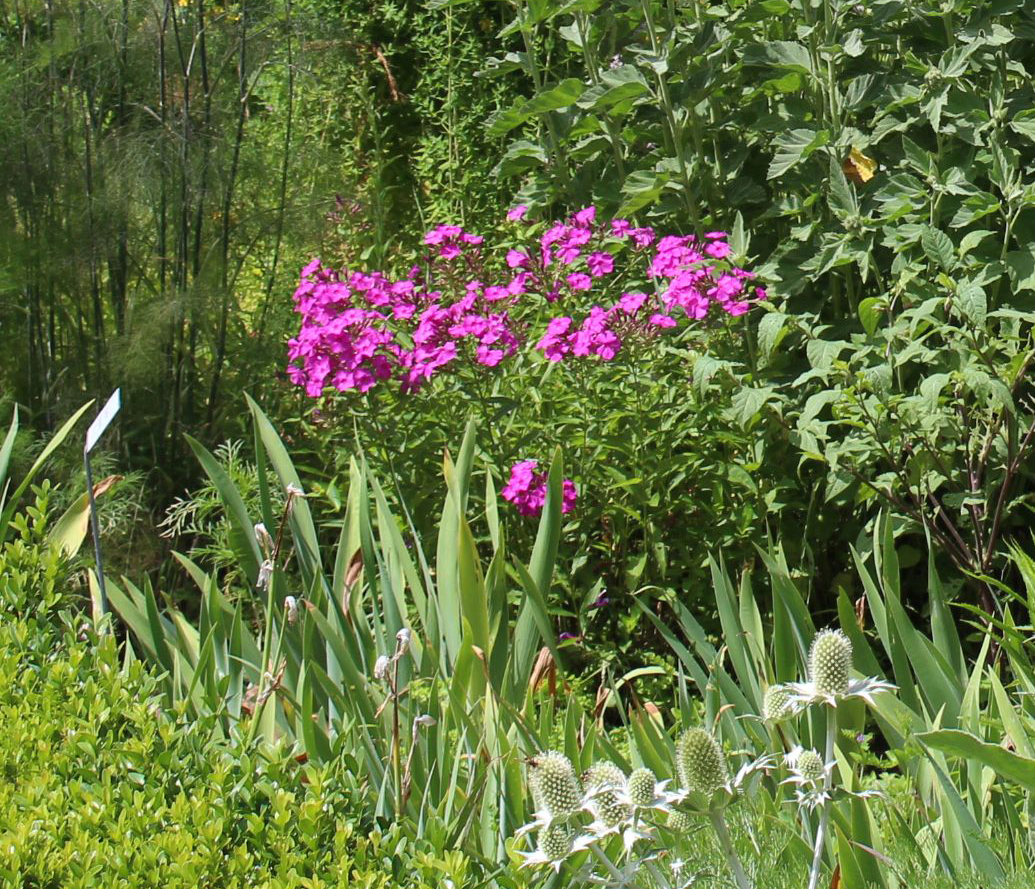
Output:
[[396, 627, 411, 657], [284, 595, 299, 624], [810, 629, 853, 698], [537, 823, 571, 861], [667, 809, 693, 833], [584, 761, 629, 827], [627, 767, 657, 807], [796, 749, 824, 784], [373, 654, 391, 681], [529, 751, 581, 818], [763, 684, 794, 721], [676, 728, 728, 796]]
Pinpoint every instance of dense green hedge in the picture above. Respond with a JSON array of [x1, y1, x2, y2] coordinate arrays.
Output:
[[0, 506, 476, 889]]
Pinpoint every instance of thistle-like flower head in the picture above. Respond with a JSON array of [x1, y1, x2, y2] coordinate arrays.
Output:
[[627, 767, 658, 807], [763, 684, 794, 722], [666, 809, 693, 833], [676, 728, 728, 797], [793, 748, 824, 784], [810, 629, 852, 697], [584, 761, 630, 830], [529, 751, 581, 820], [787, 627, 896, 709]]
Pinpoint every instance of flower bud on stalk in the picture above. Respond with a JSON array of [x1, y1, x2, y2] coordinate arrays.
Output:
[[627, 767, 658, 807], [529, 751, 581, 819], [676, 728, 728, 796], [809, 629, 853, 698]]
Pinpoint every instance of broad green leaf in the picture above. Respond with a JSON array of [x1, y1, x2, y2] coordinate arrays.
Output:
[[919, 729, 1035, 792], [768, 128, 828, 179]]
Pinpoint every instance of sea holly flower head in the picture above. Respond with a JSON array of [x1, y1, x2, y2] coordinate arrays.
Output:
[[763, 684, 794, 722], [583, 762, 631, 833], [676, 729, 728, 797], [787, 627, 896, 709], [528, 751, 581, 821]]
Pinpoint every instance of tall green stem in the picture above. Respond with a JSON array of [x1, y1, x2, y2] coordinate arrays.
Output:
[[710, 810, 753, 889], [807, 709, 837, 889]]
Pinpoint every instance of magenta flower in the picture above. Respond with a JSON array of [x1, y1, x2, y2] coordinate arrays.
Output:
[[587, 252, 615, 277], [573, 206, 596, 228], [501, 460, 578, 516], [507, 205, 529, 222], [567, 272, 592, 292]]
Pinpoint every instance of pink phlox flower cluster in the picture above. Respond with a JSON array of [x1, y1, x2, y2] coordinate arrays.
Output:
[[536, 304, 623, 362], [650, 232, 762, 318], [287, 250, 522, 397], [501, 460, 578, 517], [288, 211, 766, 397], [424, 223, 483, 260]]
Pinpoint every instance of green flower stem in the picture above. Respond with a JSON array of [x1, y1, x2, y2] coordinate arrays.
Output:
[[516, 1, 571, 190], [590, 841, 645, 889], [575, 12, 626, 179], [807, 708, 837, 889], [709, 810, 753, 889], [638, 0, 703, 236]]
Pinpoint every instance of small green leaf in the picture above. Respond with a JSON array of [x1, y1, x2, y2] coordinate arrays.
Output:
[[954, 281, 987, 326], [858, 297, 882, 335], [921, 225, 955, 271]]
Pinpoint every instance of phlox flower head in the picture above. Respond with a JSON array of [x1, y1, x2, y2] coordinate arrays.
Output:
[[501, 460, 577, 517]]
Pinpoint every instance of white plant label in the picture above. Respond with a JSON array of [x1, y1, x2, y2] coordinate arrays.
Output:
[[85, 389, 121, 454]]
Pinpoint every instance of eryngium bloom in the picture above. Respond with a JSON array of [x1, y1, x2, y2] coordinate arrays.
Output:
[[787, 627, 895, 709], [793, 749, 825, 784], [810, 629, 852, 697], [529, 751, 581, 819], [584, 761, 630, 829], [676, 728, 728, 797], [667, 809, 693, 833], [627, 767, 658, 807], [763, 684, 794, 722]]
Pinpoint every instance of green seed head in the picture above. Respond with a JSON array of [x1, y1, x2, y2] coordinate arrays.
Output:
[[537, 823, 572, 861], [796, 749, 824, 783], [810, 629, 853, 697], [667, 809, 693, 833], [529, 751, 581, 818], [676, 728, 728, 796], [584, 761, 630, 827], [627, 767, 657, 807], [763, 684, 794, 721]]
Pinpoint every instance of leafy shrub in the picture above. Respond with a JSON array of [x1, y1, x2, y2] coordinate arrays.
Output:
[[481, 0, 1035, 609]]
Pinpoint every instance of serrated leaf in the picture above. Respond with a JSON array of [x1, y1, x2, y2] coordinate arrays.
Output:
[[757, 312, 786, 360], [768, 128, 828, 179], [525, 78, 584, 114], [921, 225, 955, 271], [955, 281, 987, 326], [1007, 247, 1035, 293]]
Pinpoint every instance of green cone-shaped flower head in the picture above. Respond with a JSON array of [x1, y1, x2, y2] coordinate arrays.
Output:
[[763, 684, 794, 721], [796, 749, 824, 783], [584, 761, 630, 827], [529, 751, 581, 818], [676, 728, 728, 796], [667, 809, 693, 833], [627, 767, 657, 807], [538, 823, 572, 861], [809, 629, 853, 697]]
